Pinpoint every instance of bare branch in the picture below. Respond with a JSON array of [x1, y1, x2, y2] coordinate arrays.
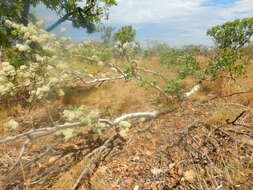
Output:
[[0, 122, 83, 144], [226, 111, 247, 125], [184, 83, 201, 97], [10, 139, 30, 171], [72, 133, 117, 190], [99, 109, 169, 126]]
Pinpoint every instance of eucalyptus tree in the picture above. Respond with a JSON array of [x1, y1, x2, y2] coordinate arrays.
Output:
[[207, 17, 253, 50], [0, 0, 117, 32]]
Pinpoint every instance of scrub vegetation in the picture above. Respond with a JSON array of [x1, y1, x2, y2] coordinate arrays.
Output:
[[0, 2, 253, 190]]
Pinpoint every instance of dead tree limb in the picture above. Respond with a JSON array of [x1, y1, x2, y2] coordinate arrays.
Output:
[[72, 133, 118, 190], [0, 122, 83, 144], [10, 139, 30, 170], [99, 109, 169, 126]]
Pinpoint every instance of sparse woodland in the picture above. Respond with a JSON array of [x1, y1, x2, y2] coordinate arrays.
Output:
[[0, 2, 253, 189]]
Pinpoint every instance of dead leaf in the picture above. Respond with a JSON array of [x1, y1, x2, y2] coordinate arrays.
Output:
[[151, 168, 163, 175], [151, 181, 158, 190], [183, 169, 196, 183]]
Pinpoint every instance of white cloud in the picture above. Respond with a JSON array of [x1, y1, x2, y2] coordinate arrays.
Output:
[[109, 0, 206, 24], [33, 0, 253, 46], [107, 0, 253, 46]]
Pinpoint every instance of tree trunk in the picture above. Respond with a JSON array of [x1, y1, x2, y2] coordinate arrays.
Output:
[[21, 0, 30, 26], [46, 12, 73, 32]]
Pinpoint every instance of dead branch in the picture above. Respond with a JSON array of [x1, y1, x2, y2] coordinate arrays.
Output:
[[226, 111, 247, 125], [184, 83, 201, 97], [226, 111, 253, 129], [10, 139, 30, 170], [106, 62, 127, 79], [99, 109, 169, 126], [223, 90, 253, 97], [0, 122, 83, 144], [210, 90, 253, 100], [1, 145, 54, 188], [72, 133, 118, 190], [85, 75, 125, 84]]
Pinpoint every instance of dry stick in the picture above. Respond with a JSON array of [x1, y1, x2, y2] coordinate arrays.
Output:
[[10, 139, 30, 171], [99, 109, 167, 126], [226, 111, 253, 129], [226, 111, 246, 125], [85, 75, 125, 84], [1, 145, 54, 187], [210, 90, 253, 100], [72, 133, 117, 190]]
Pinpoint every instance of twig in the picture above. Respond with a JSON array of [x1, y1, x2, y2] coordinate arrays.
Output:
[[72, 133, 117, 190], [10, 139, 30, 170], [223, 90, 253, 97], [1, 145, 54, 187], [226, 111, 253, 129], [226, 111, 246, 125], [210, 90, 253, 100], [106, 62, 127, 80]]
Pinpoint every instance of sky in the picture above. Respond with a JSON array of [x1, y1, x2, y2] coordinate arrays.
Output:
[[34, 0, 253, 47]]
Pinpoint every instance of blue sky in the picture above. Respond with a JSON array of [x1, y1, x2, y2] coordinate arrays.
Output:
[[34, 0, 253, 47]]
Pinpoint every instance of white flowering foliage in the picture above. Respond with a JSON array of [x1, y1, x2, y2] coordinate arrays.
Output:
[[4, 119, 19, 132], [0, 20, 81, 103], [63, 105, 99, 125], [56, 127, 75, 141], [57, 105, 102, 140], [119, 121, 131, 137], [114, 41, 140, 58], [0, 19, 115, 105]]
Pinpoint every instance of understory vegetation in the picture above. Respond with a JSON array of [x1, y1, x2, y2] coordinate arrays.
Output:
[[0, 12, 253, 190]]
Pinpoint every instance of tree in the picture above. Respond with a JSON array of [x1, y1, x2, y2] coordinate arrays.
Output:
[[0, 0, 117, 32], [113, 25, 136, 44], [207, 17, 253, 50], [100, 25, 115, 44]]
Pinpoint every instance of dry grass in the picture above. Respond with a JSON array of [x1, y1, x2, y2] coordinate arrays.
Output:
[[0, 56, 253, 190]]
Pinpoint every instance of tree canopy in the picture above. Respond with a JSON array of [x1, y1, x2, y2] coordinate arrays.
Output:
[[0, 0, 117, 32], [207, 17, 253, 50], [113, 25, 136, 44]]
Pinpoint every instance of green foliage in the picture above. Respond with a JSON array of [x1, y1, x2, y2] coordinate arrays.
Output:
[[77, 41, 112, 63], [113, 25, 136, 44], [143, 42, 171, 58], [6, 49, 28, 68], [159, 48, 186, 67], [164, 80, 183, 96], [177, 55, 200, 79], [207, 17, 253, 50], [202, 50, 246, 78]]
